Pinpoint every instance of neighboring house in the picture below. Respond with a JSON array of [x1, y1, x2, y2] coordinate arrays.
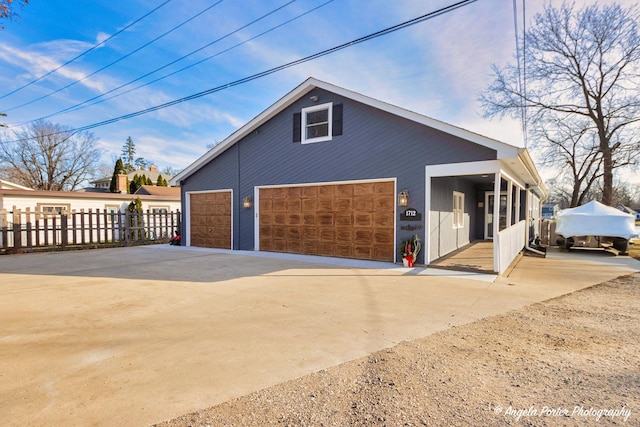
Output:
[[89, 165, 169, 192], [0, 188, 181, 215], [542, 203, 559, 220], [0, 179, 33, 191], [0, 183, 181, 251], [171, 78, 547, 273]]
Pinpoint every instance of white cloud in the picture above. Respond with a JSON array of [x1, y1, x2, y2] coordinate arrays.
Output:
[[95, 32, 110, 45], [0, 40, 115, 94]]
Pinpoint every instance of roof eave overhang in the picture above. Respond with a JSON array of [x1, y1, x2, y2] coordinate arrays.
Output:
[[517, 148, 548, 199]]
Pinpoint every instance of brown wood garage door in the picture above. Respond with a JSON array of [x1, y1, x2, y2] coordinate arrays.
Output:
[[189, 191, 232, 249], [259, 181, 394, 261]]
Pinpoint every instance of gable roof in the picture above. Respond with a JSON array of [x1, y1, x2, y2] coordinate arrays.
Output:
[[172, 77, 526, 185], [91, 169, 171, 186], [134, 185, 181, 197], [0, 179, 33, 191]]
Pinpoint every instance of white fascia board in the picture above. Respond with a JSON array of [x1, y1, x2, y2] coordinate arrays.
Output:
[[518, 148, 548, 199], [425, 160, 501, 178]]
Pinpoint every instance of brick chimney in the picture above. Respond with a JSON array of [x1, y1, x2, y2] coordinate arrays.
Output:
[[116, 172, 128, 194], [149, 165, 158, 172]]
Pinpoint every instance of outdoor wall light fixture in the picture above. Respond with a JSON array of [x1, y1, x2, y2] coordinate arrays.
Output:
[[243, 196, 252, 208], [398, 189, 409, 207]]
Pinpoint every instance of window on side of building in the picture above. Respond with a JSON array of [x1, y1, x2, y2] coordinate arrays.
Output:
[[301, 102, 333, 144], [105, 205, 120, 214], [453, 191, 464, 229], [36, 203, 70, 217], [104, 205, 120, 223]]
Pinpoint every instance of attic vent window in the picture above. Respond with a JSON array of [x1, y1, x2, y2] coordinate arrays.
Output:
[[302, 102, 332, 144]]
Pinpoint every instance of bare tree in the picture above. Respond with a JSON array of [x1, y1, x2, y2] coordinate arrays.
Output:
[[481, 2, 640, 206], [161, 166, 180, 178], [0, 0, 28, 28], [0, 120, 102, 191], [532, 114, 604, 207]]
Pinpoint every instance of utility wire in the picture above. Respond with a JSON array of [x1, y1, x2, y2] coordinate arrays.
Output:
[[0, 0, 173, 101], [5, 0, 477, 140], [521, 0, 528, 148], [2, 0, 225, 113], [28, 0, 315, 124], [512, 0, 528, 147]]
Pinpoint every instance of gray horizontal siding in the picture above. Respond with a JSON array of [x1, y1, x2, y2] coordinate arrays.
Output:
[[181, 87, 497, 257], [429, 177, 478, 261]]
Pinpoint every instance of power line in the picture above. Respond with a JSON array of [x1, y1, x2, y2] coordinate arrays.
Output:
[[0, 0, 172, 101], [521, 0, 528, 148], [72, 0, 478, 133], [28, 0, 319, 124], [5, 0, 477, 141], [2, 0, 225, 113], [512, 0, 528, 147]]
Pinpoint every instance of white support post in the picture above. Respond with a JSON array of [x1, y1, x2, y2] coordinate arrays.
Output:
[[493, 172, 501, 273], [506, 179, 513, 229], [515, 185, 521, 223]]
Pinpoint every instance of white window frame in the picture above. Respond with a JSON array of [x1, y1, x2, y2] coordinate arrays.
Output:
[[104, 204, 121, 224], [301, 102, 333, 144], [104, 204, 120, 214], [150, 206, 169, 214], [453, 191, 464, 229], [37, 203, 70, 218]]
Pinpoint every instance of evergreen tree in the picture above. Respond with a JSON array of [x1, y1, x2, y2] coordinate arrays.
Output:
[[127, 197, 145, 240], [129, 174, 140, 194], [134, 157, 148, 170], [121, 137, 136, 172], [156, 174, 168, 187], [109, 158, 126, 193], [146, 176, 152, 185]]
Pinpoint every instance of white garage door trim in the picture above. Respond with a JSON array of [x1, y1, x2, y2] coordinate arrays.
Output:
[[185, 189, 233, 248], [254, 178, 397, 260]]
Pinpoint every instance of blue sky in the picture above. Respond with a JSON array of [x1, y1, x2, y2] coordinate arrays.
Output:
[[0, 0, 635, 180]]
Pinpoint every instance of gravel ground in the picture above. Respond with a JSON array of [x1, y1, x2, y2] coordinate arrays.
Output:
[[155, 273, 639, 427]]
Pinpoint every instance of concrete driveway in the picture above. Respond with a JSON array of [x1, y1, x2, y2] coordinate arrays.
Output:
[[0, 246, 638, 426]]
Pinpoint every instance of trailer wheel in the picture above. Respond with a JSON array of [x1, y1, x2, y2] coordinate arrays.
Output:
[[612, 238, 629, 255], [556, 236, 573, 250]]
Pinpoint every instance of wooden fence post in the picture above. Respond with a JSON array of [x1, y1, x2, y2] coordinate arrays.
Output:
[[12, 207, 21, 251], [61, 210, 68, 250], [25, 207, 33, 250], [35, 211, 41, 247], [1, 208, 8, 251], [80, 209, 86, 245], [124, 210, 131, 244]]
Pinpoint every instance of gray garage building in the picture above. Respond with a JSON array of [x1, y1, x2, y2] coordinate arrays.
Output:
[[172, 78, 547, 273]]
